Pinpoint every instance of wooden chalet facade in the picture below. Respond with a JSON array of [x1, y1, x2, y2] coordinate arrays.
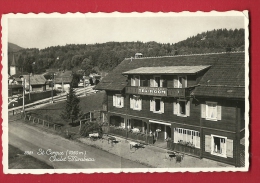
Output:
[[95, 52, 246, 167]]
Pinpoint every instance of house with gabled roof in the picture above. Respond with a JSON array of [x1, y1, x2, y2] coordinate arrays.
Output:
[[95, 51, 246, 167], [22, 74, 47, 92]]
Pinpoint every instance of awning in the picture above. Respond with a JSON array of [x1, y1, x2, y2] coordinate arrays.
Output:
[[149, 120, 171, 126], [123, 65, 211, 75]]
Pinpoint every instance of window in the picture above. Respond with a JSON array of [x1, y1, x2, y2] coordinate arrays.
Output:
[[113, 95, 124, 108], [174, 75, 187, 88], [150, 97, 164, 113], [154, 76, 161, 87], [130, 95, 142, 111], [201, 102, 221, 121], [131, 75, 140, 86], [174, 128, 200, 148], [155, 99, 161, 112], [173, 99, 190, 117], [205, 135, 233, 158]]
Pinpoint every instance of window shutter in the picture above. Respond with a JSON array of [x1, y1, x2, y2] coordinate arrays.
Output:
[[217, 105, 222, 120], [186, 100, 190, 116], [173, 76, 178, 88], [182, 77, 187, 88], [113, 95, 116, 106], [160, 79, 163, 88], [139, 99, 142, 110], [205, 135, 211, 152], [150, 99, 154, 111], [160, 100, 164, 113], [135, 76, 139, 86], [131, 77, 134, 86], [174, 128, 178, 143], [150, 78, 154, 87], [226, 139, 233, 158], [173, 101, 178, 115], [130, 97, 134, 109], [121, 96, 124, 108], [201, 104, 206, 118], [196, 133, 200, 149]]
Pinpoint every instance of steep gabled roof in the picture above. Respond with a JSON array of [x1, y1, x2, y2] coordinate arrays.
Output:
[[95, 52, 245, 99], [10, 54, 17, 67]]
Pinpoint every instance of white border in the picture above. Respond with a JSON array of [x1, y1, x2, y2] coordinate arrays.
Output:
[[1, 11, 249, 174]]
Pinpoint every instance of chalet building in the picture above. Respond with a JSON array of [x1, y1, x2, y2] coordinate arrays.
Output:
[[22, 74, 47, 92], [95, 52, 246, 167]]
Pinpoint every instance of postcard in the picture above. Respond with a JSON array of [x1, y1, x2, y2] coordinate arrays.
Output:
[[2, 11, 249, 174]]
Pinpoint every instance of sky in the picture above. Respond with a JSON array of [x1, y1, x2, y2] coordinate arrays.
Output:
[[7, 13, 245, 49]]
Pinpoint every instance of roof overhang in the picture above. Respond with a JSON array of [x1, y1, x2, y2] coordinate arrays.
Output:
[[123, 65, 211, 75]]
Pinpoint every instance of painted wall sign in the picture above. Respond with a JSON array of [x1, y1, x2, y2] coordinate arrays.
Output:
[[138, 87, 167, 96]]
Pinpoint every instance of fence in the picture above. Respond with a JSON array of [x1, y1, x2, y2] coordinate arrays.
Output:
[[22, 113, 63, 132], [109, 126, 153, 144]]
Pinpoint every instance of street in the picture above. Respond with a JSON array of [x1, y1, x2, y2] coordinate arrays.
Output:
[[8, 116, 149, 169]]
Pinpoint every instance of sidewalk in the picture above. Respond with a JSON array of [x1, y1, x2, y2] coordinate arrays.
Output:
[[79, 135, 233, 168]]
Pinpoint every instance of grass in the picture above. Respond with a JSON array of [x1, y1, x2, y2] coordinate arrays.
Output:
[[29, 91, 105, 126], [8, 144, 54, 169]]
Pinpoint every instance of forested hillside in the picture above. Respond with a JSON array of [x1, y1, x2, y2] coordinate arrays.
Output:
[[8, 28, 244, 75]]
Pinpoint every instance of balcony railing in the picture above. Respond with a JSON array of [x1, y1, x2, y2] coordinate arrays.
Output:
[[125, 86, 190, 97]]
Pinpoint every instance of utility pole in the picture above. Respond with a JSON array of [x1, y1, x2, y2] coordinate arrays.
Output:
[[51, 74, 53, 103], [83, 73, 86, 96], [29, 73, 31, 100], [22, 77, 25, 114]]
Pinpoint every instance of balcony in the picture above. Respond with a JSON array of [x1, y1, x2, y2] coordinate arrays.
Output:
[[125, 86, 190, 97]]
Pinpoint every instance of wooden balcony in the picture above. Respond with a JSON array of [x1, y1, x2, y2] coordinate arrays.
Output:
[[125, 86, 190, 97]]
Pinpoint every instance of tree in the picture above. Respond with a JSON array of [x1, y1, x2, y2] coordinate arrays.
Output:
[[60, 84, 81, 122]]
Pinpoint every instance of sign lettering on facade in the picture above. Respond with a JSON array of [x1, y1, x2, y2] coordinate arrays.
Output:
[[138, 87, 167, 96]]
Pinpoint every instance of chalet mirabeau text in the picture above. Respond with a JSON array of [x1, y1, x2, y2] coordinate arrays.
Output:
[[138, 87, 167, 96]]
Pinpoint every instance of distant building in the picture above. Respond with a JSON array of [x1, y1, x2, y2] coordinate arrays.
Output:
[[135, 53, 143, 58], [10, 54, 17, 76], [21, 74, 47, 92]]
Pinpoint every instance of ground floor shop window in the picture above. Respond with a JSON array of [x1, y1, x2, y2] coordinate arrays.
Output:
[[173, 128, 200, 148], [205, 134, 233, 158]]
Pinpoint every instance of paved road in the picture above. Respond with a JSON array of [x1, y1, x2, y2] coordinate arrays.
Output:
[[8, 116, 148, 169]]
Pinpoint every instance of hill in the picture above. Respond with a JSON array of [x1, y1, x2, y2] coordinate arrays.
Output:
[[8, 42, 24, 52], [9, 28, 245, 76]]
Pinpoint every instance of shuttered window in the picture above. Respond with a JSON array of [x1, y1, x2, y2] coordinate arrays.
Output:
[[113, 94, 124, 108], [173, 99, 190, 117], [210, 135, 231, 158], [202, 102, 222, 121], [130, 95, 142, 111], [150, 98, 164, 114]]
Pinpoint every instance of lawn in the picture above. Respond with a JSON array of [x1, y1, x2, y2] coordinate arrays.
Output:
[[29, 91, 105, 126], [8, 144, 53, 169]]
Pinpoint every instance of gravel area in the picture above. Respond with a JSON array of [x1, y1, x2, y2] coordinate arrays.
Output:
[[78, 135, 233, 168]]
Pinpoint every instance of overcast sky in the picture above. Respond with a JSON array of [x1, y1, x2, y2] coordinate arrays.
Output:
[[7, 14, 245, 49]]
